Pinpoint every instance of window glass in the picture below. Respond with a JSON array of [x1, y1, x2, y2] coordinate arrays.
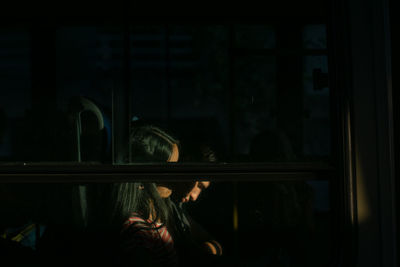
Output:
[[0, 29, 31, 161], [127, 24, 330, 164], [56, 26, 122, 162], [0, 180, 331, 266], [0, 23, 330, 164], [235, 24, 276, 49], [303, 55, 330, 157], [303, 24, 327, 49]]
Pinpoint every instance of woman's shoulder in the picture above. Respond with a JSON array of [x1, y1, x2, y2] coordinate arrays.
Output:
[[120, 213, 178, 266], [121, 214, 153, 249], [122, 213, 160, 240], [122, 213, 152, 234], [124, 213, 147, 225]]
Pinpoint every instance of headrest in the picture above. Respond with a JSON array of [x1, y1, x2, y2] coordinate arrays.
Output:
[[68, 96, 111, 162], [68, 96, 104, 132]]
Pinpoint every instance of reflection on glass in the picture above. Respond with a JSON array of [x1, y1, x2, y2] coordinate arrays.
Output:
[[0, 180, 331, 267], [131, 25, 168, 119], [236, 180, 330, 266], [234, 55, 277, 157], [235, 25, 276, 49], [302, 25, 327, 49], [0, 29, 31, 161], [303, 56, 330, 157], [0, 24, 330, 164]]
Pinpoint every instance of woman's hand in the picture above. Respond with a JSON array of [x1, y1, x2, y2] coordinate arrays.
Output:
[[202, 240, 222, 256]]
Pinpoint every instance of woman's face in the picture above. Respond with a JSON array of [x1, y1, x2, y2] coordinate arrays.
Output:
[[180, 181, 210, 203], [156, 144, 210, 201]]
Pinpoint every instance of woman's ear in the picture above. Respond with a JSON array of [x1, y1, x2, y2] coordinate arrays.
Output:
[[155, 184, 173, 198], [167, 143, 179, 162]]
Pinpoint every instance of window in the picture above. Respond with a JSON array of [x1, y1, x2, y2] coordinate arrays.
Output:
[[1, 10, 340, 267]]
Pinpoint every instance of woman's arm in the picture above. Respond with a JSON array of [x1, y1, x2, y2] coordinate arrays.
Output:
[[186, 214, 222, 256]]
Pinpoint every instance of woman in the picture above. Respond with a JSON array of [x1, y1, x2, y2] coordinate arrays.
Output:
[[84, 125, 180, 267], [120, 125, 180, 266], [88, 125, 221, 267]]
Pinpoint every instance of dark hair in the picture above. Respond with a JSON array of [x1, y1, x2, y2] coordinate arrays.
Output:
[[199, 144, 218, 162], [87, 125, 178, 230], [129, 125, 178, 163], [180, 142, 218, 163], [87, 182, 170, 230]]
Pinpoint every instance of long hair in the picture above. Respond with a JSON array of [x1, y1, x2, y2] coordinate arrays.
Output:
[[129, 125, 178, 163], [87, 182, 169, 230], [87, 125, 178, 230]]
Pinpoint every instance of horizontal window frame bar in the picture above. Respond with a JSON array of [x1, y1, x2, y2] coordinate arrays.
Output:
[[0, 17, 328, 26], [0, 162, 335, 182], [0, 172, 332, 183]]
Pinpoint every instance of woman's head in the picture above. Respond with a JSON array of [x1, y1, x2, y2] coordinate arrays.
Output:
[[130, 125, 180, 199], [84, 126, 180, 230], [129, 125, 179, 163], [162, 144, 216, 203]]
